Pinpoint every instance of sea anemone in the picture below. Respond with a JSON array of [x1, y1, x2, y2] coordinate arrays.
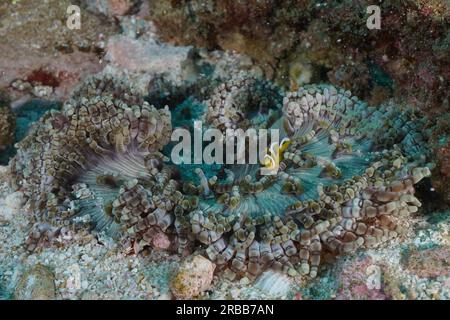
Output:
[[11, 74, 434, 281]]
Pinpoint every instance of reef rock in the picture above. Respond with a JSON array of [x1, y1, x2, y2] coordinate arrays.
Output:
[[403, 246, 450, 279], [170, 255, 216, 299], [105, 35, 193, 86], [336, 256, 387, 300], [146, 0, 449, 113], [82, 0, 138, 17]]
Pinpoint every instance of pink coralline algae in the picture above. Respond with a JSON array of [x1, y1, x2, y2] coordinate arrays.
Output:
[[336, 256, 387, 300]]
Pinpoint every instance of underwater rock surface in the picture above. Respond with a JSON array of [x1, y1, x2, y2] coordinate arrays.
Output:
[[0, 0, 117, 101], [170, 255, 215, 299]]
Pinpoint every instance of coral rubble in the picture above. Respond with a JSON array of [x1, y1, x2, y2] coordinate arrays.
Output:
[[10, 73, 436, 284]]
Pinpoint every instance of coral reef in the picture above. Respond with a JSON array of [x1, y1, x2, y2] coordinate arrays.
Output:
[[146, 0, 449, 113], [10, 73, 436, 284], [0, 0, 446, 300]]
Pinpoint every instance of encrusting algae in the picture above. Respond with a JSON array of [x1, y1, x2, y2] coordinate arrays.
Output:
[[9, 72, 435, 283]]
